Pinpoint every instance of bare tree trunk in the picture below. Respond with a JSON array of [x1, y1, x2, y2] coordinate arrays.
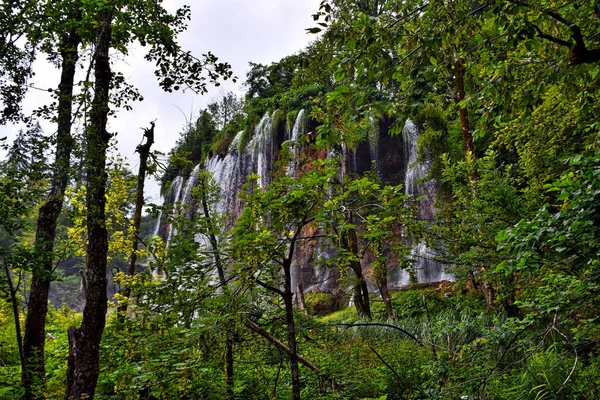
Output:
[[283, 255, 301, 400], [117, 122, 154, 323], [66, 11, 112, 399], [22, 25, 81, 400]]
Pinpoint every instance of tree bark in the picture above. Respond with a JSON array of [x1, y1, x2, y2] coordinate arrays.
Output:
[[22, 26, 80, 400], [116, 122, 154, 323], [377, 278, 394, 319], [283, 255, 301, 400], [243, 319, 323, 374], [66, 11, 112, 399], [346, 215, 371, 319], [3, 262, 25, 377]]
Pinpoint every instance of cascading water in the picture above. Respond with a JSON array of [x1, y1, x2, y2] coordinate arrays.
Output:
[[249, 113, 274, 190], [152, 210, 162, 237], [158, 112, 450, 295], [287, 109, 305, 178], [205, 130, 248, 219], [367, 117, 380, 172], [164, 175, 184, 245], [154, 176, 183, 242], [181, 165, 201, 207], [402, 120, 452, 283], [205, 112, 277, 220]]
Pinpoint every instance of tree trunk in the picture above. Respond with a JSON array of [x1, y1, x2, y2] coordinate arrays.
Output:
[[500, 273, 519, 318], [117, 122, 154, 323], [3, 263, 25, 377], [283, 256, 301, 400], [346, 216, 371, 319], [66, 11, 112, 399], [377, 279, 394, 319], [481, 268, 495, 311], [22, 27, 80, 400]]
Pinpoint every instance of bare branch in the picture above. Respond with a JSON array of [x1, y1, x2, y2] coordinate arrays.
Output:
[[243, 319, 324, 375], [532, 24, 572, 48], [369, 345, 402, 380], [255, 278, 284, 296]]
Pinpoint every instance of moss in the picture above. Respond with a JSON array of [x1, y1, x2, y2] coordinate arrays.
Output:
[[286, 109, 299, 130], [304, 290, 347, 316], [271, 109, 285, 129], [237, 128, 251, 153], [210, 131, 234, 158], [319, 306, 358, 323]]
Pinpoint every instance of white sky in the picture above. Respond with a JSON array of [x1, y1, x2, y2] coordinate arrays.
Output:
[[0, 0, 322, 203]]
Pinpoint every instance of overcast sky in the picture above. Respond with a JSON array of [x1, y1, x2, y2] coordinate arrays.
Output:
[[0, 0, 322, 203]]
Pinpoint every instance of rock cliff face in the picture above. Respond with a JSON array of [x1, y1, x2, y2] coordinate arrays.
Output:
[[156, 111, 451, 292]]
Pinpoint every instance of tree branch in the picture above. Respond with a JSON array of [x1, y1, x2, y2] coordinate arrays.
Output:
[[532, 24, 572, 48], [255, 278, 284, 296], [369, 345, 402, 380], [510, 0, 600, 64], [243, 319, 324, 375]]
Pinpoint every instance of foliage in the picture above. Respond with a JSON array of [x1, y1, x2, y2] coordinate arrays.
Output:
[[497, 152, 600, 330], [0, 0, 37, 123], [2, 0, 600, 398], [66, 156, 140, 265]]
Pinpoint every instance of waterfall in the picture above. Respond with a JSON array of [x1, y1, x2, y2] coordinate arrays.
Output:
[[205, 130, 247, 219], [249, 112, 274, 190], [165, 175, 184, 246], [159, 113, 450, 295], [287, 109, 305, 177], [152, 210, 162, 237], [181, 164, 201, 207], [402, 120, 452, 283], [284, 110, 306, 295], [403, 120, 437, 219], [367, 117, 380, 172], [180, 164, 201, 220]]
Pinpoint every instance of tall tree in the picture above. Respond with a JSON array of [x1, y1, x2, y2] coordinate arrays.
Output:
[[65, 9, 113, 398], [195, 171, 235, 399], [207, 91, 243, 131], [323, 175, 414, 319], [231, 164, 336, 400], [22, 8, 82, 397], [62, 1, 232, 396]]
